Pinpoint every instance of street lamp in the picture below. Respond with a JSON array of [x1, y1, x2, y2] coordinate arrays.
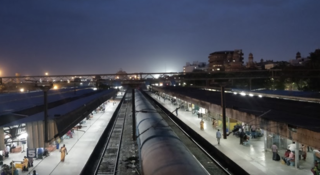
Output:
[[45, 72, 49, 76], [36, 82, 53, 146]]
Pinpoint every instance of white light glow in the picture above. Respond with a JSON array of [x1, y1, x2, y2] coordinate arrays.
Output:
[[249, 93, 254, 97], [20, 88, 24, 92], [18, 133, 28, 139], [240, 92, 246, 96], [93, 87, 97, 91], [233, 92, 238, 95], [258, 95, 263, 98]]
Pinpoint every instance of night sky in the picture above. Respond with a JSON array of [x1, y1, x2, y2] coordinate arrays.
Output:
[[0, 0, 319, 76]]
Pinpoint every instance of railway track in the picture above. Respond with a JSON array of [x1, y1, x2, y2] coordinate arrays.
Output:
[[81, 91, 129, 175], [82, 89, 248, 175]]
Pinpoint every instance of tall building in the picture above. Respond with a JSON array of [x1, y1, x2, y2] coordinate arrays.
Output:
[[183, 61, 207, 73], [208, 50, 244, 72]]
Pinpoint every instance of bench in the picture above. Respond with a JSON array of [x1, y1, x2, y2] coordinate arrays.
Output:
[[46, 145, 56, 152], [11, 146, 22, 153]]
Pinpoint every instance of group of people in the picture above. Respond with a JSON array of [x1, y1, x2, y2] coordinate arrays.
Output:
[[233, 123, 263, 139], [5, 144, 68, 175], [271, 141, 310, 167]]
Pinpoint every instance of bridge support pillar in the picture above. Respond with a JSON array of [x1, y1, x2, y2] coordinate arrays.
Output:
[[0, 127, 4, 150]]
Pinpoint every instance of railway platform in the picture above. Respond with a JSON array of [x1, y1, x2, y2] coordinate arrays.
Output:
[[1, 99, 120, 175], [149, 93, 314, 175]]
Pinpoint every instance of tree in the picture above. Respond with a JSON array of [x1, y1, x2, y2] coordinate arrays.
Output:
[[306, 49, 320, 69]]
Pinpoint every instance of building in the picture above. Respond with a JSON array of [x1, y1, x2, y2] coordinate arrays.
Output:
[[289, 52, 309, 66], [183, 61, 207, 73], [245, 53, 261, 70], [264, 62, 278, 70], [208, 50, 244, 72], [115, 69, 128, 79]]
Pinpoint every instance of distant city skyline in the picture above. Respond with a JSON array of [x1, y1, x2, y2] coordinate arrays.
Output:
[[0, 0, 319, 76]]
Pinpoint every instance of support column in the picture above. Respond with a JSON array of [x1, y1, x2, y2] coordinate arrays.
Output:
[[26, 123, 34, 149], [295, 142, 300, 168], [26, 121, 45, 149], [132, 89, 136, 141], [264, 130, 267, 151], [228, 117, 230, 133], [48, 120, 58, 142], [0, 127, 4, 150], [44, 90, 48, 144], [221, 86, 227, 139]]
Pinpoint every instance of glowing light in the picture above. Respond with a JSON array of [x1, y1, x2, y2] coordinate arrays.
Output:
[[258, 95, 263, 98], [249, 93, 254, 97], [18, 133, 28, 139], [20, 88, 24, 92], [45, 72, 49, 76], [233, 92, 238, 95], [53, 85, 58, 89], [240, 92, 246, 96], [93, 87, 97, 91]]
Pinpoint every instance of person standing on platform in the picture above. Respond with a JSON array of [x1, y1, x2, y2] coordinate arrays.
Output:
[[301, 144, 307, 160], [22, 156, 29, 171], [271, 143, 278, 160], [288, 142, 296, 152], [175, 107, 179, 116], [60, 144, 68, 162], [200, 119, 204, 130], [216, 129, 221, 145]]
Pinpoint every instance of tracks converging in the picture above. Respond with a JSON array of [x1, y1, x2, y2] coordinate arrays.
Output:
[[82, 89, 248, 175]]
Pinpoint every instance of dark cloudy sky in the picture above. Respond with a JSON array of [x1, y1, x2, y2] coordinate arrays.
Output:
[[0, 0, 319, 76]]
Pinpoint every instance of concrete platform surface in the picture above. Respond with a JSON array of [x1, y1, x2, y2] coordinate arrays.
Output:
[[149, 93, 314, 175], [2, 99, 119, 175]]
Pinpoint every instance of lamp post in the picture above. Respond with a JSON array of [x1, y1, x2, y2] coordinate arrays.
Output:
[[37, 82, 53, 146], [221, 86, 227, 139]]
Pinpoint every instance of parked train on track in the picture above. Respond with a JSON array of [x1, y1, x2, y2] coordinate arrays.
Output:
[[135, 90, 208, 175]]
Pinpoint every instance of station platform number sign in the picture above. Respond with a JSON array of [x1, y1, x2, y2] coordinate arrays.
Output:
[[27, 148, 36, 158]]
